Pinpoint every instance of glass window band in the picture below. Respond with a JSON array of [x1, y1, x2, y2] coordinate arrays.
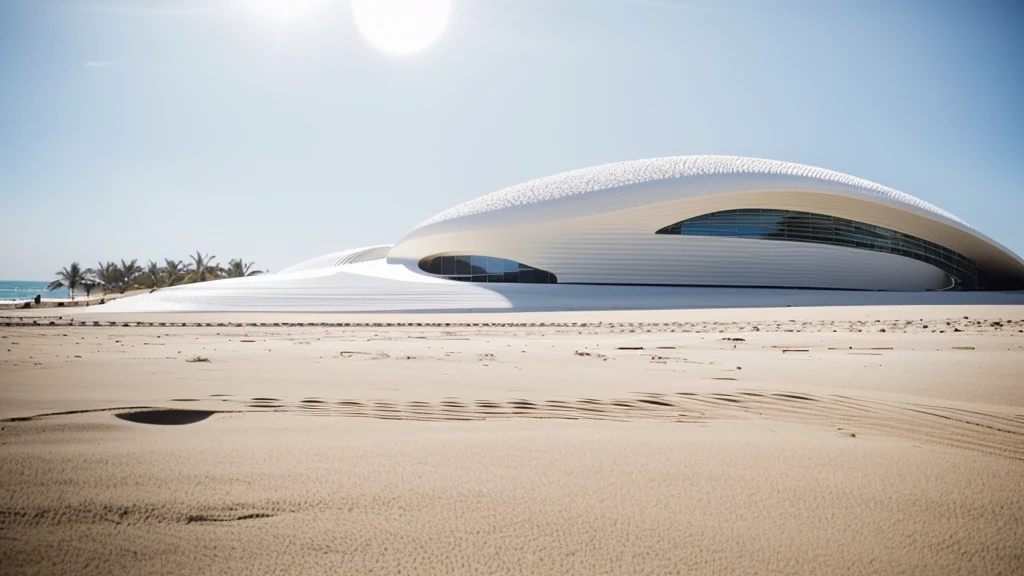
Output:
[[656, 209, 979, 290]]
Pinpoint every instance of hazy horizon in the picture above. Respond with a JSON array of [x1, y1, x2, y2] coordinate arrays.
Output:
[[2, 0, 1022, 280]]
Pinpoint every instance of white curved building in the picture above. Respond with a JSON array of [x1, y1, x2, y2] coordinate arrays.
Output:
[[102, 156, 1024, 313]]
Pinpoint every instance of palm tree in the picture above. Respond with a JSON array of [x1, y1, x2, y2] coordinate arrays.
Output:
[[224, 258, 263, 278], [164, 259, 186, 287], [117, 259, 142, 293], [48, 262, 85, 300], [185, 251, 221, 283], [89, 261, 122, 293], [140, 260, 163, 289]]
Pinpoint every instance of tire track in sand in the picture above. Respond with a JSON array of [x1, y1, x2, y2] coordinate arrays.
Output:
[[205, 391, 1024, 460]]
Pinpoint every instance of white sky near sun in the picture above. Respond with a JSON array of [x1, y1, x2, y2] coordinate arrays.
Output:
[[0, 0, 1022, 278]]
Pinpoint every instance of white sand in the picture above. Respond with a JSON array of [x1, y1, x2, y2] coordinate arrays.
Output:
[[1, 305, 1023, 575]]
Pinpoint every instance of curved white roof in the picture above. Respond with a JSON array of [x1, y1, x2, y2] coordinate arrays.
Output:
[[277, 245, 391, 274], [393, 155, 1024, 289], [413, 155, 966, 230]]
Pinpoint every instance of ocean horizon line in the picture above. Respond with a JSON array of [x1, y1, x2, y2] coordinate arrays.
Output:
[[0, 280, 71, 301]]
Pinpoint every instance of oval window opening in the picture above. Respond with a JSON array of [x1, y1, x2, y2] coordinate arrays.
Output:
[[418, 255, 557, 284]]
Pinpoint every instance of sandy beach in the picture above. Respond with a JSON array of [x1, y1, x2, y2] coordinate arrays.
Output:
[[2, 304, 1023, 575], [6, 0, 1023, 572]]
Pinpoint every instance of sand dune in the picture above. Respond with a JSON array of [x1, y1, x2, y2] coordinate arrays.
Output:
[[1, 305, 1023, 575]]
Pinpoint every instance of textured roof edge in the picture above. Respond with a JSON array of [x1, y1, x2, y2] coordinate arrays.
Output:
[[277, 245, 392, 274], [413, 155, 966, 230]]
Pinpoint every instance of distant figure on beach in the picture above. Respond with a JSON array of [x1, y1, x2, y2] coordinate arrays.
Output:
[[34, 294, 41, 306]]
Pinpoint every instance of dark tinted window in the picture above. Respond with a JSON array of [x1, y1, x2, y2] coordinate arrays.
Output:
[[418, 255, 557, 284], [470, 255, 488, 275], [657, 209, 979, 289]]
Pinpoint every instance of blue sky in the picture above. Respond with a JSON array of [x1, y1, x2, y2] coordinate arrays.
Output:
[[1, 0, 1021, 279]]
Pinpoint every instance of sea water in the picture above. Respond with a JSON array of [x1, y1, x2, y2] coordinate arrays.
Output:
[[0, 281, 71, 301]]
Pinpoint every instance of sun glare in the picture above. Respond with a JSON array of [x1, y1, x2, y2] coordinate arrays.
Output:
[[249, 0, 323, 23], [352, 0, 451, 55]]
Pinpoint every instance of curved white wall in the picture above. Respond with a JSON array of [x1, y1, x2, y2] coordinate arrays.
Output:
[[388, 190, 966, 291], [390, 208, 952, 291], [539, 237, 949, 291]]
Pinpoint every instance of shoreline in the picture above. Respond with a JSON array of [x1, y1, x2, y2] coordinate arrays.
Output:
[[0, 290, 145, 311]]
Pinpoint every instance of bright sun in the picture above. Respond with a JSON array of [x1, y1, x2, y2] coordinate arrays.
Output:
[[352, 0, 451, 55]]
